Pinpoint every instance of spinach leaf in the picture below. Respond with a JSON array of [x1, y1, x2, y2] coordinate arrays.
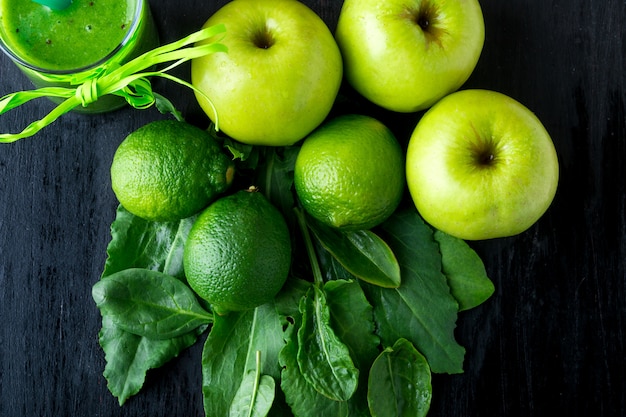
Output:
[[317, 247, 356, 282], [229, 352, 276, 417], [367, 338, 432, 417], [102, 205, 195, 280], [434, 230, 495, 311], [223, 137, 257, 165], [324, 279, 379, 416], [202, 303, 285, 417], [256, 146, 299, 226], [279, 318, 350, 417], [324, 280, 379, 370], [308, 218, 401, 288], [93, 268, 212, 339], [362, 209, 465, 374], [96, 207, 203, 404], [99, 315, 205, 405], [274, 277, 313, 319], [154, 92, 184, 121], [296, 286, 359, 402]]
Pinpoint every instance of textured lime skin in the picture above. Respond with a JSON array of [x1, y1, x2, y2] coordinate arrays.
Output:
[[110, 120, 235, 222], [294, 114, 405, 230], [183, 190, 291, 314]]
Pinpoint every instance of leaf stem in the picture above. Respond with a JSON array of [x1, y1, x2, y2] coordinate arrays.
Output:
[[263, 147, 275, 202], [247, 350, 262, 417], [295, 207, 324, 287]]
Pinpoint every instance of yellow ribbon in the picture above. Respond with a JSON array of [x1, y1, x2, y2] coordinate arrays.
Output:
[[0, 24, 227, 143]]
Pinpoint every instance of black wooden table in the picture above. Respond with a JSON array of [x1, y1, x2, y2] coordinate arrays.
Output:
[[1, 1, 624, 416]]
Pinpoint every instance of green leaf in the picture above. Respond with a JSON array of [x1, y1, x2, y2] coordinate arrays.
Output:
[[96, 207, 205, 404], [202, 303, 285, 417], [434, 230, 495, 311], [102, 205, 195, 280], [279, 318, 350, 417], [217, 131, 258, 165], [308, 218, 401, 288], [277, 280, 371, 416], [154, 92, 184, 121], [367, 338, 432, 417], [229, 352, 276, 417], [274, 278, 313, 319], [93, 268, 212, 339], [361, 209, 465, 374], [230, 373, 276, 417], [317, 248, 356, 282], [324, 280, 379, 370], [99, 315, 205, 405], [272, 278, 350, 417], [297, 286, 359, 402], [324, 280, 379, 416], [256, 146, 299, 223]]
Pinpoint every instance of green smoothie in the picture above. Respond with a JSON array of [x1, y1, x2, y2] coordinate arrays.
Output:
[[0, 0, 158, 112], [1, 0, 139, 70]]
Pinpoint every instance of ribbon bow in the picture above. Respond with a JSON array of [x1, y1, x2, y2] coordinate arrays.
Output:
[[0, 24, 228, 143]]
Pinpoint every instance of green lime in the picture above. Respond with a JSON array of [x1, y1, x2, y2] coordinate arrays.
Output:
[[294, 114, 405, 230], [110, 120, 235, 222], [183, 188, 291, 314]]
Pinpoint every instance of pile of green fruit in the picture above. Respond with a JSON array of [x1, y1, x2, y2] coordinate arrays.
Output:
[[92, 0, 559, 416]]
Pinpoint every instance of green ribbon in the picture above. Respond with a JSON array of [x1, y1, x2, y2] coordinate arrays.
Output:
[[0, 24, 228, 143]]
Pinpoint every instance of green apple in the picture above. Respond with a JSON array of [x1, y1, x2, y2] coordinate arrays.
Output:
[[406, 89, 559, 240], [335, 0, 484, 113], [191, 0, 343, 146]]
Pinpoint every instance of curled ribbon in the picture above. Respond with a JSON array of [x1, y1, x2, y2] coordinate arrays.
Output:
[[0, 24, 228, 143]]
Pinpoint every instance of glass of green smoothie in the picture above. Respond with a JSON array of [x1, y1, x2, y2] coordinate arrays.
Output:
[[0, 0, 159, 113]]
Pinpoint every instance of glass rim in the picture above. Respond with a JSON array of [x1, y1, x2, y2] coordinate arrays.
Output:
[[0, 0, 144, 76]]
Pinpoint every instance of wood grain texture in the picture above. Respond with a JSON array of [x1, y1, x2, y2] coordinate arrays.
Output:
[[1, 0, 624, 416]]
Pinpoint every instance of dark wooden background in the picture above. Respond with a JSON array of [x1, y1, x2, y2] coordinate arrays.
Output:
[[1, 0, 624, 416]]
